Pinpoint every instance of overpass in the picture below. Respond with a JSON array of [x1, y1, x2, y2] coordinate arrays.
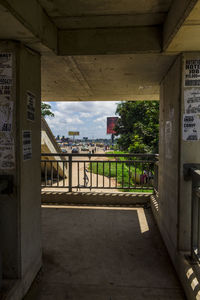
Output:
[[41, 117, 67, 179], [0, 0, 200, 299]]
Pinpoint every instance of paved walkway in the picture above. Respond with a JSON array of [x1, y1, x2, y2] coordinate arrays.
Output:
[[43, 152, 119, 192], [25, 205, 185, 300]]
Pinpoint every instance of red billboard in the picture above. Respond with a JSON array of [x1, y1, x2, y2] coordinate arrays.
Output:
[[107, 117, 118, 134]]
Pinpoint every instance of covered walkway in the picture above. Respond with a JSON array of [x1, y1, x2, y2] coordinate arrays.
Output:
[[1, 1, 200, 299], [25, 204, 185, 300]]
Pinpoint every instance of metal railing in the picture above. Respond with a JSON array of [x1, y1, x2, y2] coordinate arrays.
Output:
[[184, 164, 200, 261], [41, 153, 157, 192], [153, 160, 159, 194]]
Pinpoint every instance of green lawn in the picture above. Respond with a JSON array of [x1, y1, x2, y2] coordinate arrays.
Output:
[[88, 159, 153, 193]]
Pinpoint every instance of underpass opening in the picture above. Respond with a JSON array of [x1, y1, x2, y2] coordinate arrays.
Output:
[[41, 100, 159, 198]]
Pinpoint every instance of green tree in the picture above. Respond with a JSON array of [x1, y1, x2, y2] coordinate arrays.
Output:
[[115, 101, 159, 153], [41, 102, 54, 118]]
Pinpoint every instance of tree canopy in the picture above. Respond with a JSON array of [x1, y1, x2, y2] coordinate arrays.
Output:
[[41, 102, 54, 118], [114, 101, 159, 153]]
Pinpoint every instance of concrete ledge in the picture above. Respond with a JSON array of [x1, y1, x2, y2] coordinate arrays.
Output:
[[41, 191, 151, 206], [150, 193, 159, 223], [176, 252, 200, 300]]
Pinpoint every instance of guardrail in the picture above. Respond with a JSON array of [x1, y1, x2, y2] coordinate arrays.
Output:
[[153, 160, 159, 194], [184, 164, 200, 261], [41, 153, 157, 192]]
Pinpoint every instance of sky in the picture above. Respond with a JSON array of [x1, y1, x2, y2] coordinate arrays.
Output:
[[45, 101, 120, 139]]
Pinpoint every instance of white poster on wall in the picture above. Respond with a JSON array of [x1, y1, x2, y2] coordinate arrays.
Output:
[[0, 133, 13, 145], [0, 53, 12, 85], [0, 53, 14, 169], [184, 88, 200, 114], [0, 99, 13, 132], [0, 85, 11, 96], [27, 91, 36, 121], [22, 130, 32, 160], [183, 114, 200, 141], [0, 144, 15, 169], [185, 59, 200, 87]]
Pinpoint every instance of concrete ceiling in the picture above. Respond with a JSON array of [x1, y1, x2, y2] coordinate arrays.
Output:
[[164, 1, 200, 51], [38, 0, 173, 29], [39, 0, 172, 16], [42, 53, 176, 101], [38, 0, 174, 101], [0, 0, 200, 102]]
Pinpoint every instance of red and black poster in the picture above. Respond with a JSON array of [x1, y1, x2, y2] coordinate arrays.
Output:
[[107, 117, 118, 134]]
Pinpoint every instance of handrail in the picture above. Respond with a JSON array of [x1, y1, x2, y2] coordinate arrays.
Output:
[[191, 169, 200, 178], [41, 153, 157, 192], [183, 163, 200, 261], [41, 159, 156, 163], [41, 153, 158, 158], [183, 164, 200, 181]]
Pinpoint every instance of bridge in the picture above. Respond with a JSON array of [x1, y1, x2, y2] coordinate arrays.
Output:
[[0, 1, 200, 299]]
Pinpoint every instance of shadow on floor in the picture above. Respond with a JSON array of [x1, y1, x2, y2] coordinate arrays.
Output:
[[24, 205, 185, 300]]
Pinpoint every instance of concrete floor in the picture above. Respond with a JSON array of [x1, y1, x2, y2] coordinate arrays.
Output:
[[24, 205, 185, 300]]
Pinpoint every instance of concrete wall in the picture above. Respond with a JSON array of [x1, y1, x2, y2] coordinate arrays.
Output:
[[0, 41, 42, 296], [0, 42, 19, 278], [18, 45, 42, 282], [158, 55, 182, 261], [153, 53, 200, 299], [179, 53, 200, 251], [158, 53, 200, 259]]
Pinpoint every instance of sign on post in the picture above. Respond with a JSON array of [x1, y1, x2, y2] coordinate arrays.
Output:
[[107, 117, 118, 134], [68, 131, 79, 136]]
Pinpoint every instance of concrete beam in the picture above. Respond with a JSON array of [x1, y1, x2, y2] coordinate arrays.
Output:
[[0, 0, 57, 53], [41, 191, 151, 206], [58, 26, 162, 56], [54, 13, 166, 29], [163, 0, 198, 52]]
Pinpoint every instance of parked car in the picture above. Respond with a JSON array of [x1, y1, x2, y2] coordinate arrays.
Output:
[[72, 147, 79, 153], [81, 146, 89, 151], [61, 148, 67, 153]]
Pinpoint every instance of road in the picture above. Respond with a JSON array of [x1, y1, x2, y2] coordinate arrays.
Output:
[[62, 145, 106, 154], [68, 146, 118, 192], [43, 146, 119, 193]]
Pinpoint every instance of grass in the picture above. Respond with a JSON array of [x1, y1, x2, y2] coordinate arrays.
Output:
[[88, 159, 153, 193]]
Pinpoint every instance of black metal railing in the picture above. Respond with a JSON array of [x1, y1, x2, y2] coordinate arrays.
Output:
[[153, 160, 159, 194], [184, 164, 200, 261], [41, 153, 157, 192]]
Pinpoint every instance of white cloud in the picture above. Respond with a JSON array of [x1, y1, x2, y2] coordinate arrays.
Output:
[[94, 116, 106, 123], [45, 101, 120, 138], [80, 112, 91, 118], [56, 101, 117, 116]]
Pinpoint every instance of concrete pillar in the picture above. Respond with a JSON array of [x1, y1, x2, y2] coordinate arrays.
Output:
[[158, 53, 200, 262], [0, 41, 41, 296]]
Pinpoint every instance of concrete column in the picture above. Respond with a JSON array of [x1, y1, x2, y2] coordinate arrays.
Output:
[[158, 53, 200, 262], [0, 41, 41, 296]]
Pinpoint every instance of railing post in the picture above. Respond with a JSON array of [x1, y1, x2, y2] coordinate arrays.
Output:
[[69, 155, 72, 192], [153, 161, 159, 193]]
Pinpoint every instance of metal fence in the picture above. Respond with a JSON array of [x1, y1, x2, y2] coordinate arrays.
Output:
[[41, 153, 157, 192], [184, 164, 200, 261], [153, 160, 159, 194]]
